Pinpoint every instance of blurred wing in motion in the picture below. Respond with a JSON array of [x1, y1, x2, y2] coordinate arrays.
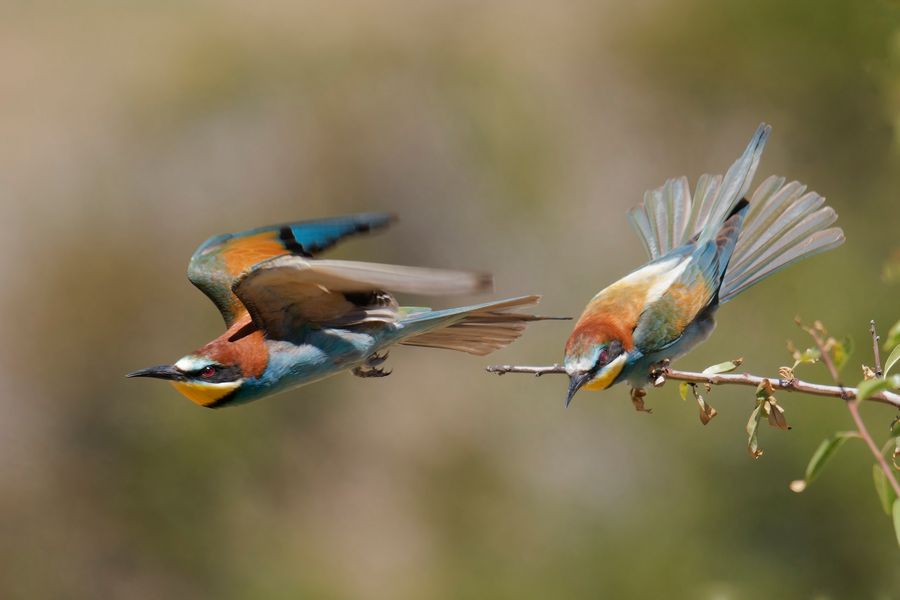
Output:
[[399, 295, 551, 356], [187, 213, 395, 325], [232, 255, 493, 339]]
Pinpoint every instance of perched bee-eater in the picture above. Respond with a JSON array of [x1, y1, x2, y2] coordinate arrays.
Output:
[[128, 213, 553, 408], [564, 124, 844, 407]]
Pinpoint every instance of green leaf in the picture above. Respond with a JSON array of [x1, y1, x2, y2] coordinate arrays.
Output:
[[856, 376, 900, 402], [678, 382, 690, 402], [792, 347, 820, 369], [893, 499, 900, 550], [801, 432, 860, 486], [831, 337, 852, 371], [895, 438, 900, 471], [884, 252, 900, 284], [702, 359, 742, 376], [884, 320, 900, 352], [746, 402, 764, 459], [884, 343, 900, 377], [873, 464, 897, 516]]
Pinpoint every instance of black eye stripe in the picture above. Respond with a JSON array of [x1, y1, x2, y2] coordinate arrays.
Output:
[[187, 365, 242, 383], [592, 340, 625, 373]]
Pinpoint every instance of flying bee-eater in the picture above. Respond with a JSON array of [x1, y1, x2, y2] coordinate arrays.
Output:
[[564, 123, 844, 407], [128, 213, 556, 408]]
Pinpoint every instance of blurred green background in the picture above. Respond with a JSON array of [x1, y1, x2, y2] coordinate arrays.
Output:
[[2, 0, 899, 597]]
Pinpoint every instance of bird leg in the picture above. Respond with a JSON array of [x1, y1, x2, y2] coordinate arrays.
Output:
[[352, 351, 392, 378], [648, 358, 671, 387], [630, 386, 652, 413], [630, 359, 671, 413]]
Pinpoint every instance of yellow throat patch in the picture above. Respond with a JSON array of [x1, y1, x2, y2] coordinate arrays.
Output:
[[582, 354, 627, 391], [170, 380, 241, 407]]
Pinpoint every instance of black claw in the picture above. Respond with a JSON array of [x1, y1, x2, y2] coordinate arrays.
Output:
[[352, 366, 392, 378], [352, 351, 392, 378], [367, 352, 389, 367]]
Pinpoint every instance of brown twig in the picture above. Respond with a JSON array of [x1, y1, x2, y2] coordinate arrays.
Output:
[[870, 320, 883, 377], [800, 321, 843, 386], [800, 320, 900, 499], [659, 368, 900, 409], [486, 364, 566, 376], [485, 363, 900, 409], [846, 402, 900, 495]]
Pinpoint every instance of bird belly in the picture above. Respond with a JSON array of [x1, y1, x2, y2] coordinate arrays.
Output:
[[621, 308, 718, 388]]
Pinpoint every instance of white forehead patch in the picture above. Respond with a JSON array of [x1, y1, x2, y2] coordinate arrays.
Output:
[[175, 355, 215, 372], [565, 355, 595, 375]]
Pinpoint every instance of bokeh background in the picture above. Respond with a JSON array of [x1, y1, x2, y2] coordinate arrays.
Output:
[[2, 0, 899, 597]]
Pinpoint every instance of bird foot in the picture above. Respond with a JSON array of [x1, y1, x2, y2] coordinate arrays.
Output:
[[366, 351, 389, 367], [648, 359, 671, 387], [351, 367, 391, 378], [352, 352, 392, 378], [352, 366, 392, 378], [630, 387, 652, 413]]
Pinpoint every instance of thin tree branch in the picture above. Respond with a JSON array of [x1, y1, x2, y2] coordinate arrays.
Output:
[[801, 321, 900, 499], [487, 318, 900, 499], [658, 368, 900, 408], [485, 363, 900, 409], [870, 320, 883, 377], [846, 398, 900, 496], [486, 364, 565, 376], [800, 321, 843, 386]]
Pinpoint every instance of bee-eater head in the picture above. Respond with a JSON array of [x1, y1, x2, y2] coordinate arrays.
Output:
[[127, 354, 246, 407], [127, 317, 268, 408], [563, 335, 627, 407]]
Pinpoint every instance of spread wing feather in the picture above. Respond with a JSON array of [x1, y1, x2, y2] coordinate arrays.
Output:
[[632, 202, 748, 354], [187, 213, 394, 325], [631, 246, 719, 354], [232, 255, 493, 340]]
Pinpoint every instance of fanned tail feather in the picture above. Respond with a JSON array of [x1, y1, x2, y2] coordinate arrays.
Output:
[[718, 176, 844, 302], [628, 123, 771, 256], [628, 176, 692, 259], [399, 295, 567, 356], [698, 123, 770, 242], [627, 123, 843, 303]]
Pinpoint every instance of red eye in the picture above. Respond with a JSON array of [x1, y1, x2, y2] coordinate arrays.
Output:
[[200, 366, 216, 379], [597, 350, 608, 365]]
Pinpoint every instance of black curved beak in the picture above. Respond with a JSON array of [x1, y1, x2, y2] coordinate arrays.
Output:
[[566, 372, 591, 408], [126, 364, 185, 381]]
